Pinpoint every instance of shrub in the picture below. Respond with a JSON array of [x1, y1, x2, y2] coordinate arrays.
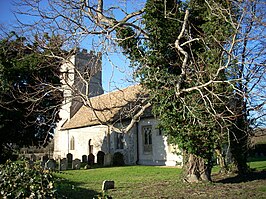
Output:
[[112, 152, 125, 166], [0, 160, 57, 198]]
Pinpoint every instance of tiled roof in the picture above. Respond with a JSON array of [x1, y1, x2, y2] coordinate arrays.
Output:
[[61, 84, 147, 130]]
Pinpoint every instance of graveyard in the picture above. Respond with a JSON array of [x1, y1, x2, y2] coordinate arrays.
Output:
[[55, 159, 266, 198], [0, 153, 265, 198], [20, 150, 115, 171], [1, 136, 265, 198], [24, 154, 265, 198]]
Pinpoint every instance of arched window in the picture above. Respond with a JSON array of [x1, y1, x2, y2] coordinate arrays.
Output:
[[142, 125, 152, 153], [70, 136, 75, 150]]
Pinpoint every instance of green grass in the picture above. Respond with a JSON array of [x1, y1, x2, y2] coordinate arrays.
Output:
[[55, 161, 266, 199], [248, 160, 266, 171], [55, 166, 182, 198]]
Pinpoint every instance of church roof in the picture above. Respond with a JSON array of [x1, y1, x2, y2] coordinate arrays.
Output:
[[61, 84, 148, 130]]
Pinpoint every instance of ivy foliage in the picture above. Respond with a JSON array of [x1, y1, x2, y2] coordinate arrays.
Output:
[[0, 160, 57, 198], [116, 0, 237, 161]]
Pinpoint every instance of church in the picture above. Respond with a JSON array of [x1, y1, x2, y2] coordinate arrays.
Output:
[[53, 49, 182, 166]]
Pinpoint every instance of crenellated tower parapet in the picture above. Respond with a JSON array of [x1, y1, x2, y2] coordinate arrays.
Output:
[[58, 49, 104, 127]]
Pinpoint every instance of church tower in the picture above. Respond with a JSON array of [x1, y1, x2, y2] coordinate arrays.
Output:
[[53, 49, 104, 159], [56, 49, 104, 130]]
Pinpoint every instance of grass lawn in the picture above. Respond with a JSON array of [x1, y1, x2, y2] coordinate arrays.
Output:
[[55, 160, 266, 199]]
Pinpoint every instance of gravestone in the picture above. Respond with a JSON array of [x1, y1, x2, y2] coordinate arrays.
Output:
[[67, 153, 73, 169], [42, 154, 49, 163], [67, 153, 73, 163], [45, 159, 56, 170], [104, 153, 112, 166], [82, 155, 88, 163], [59, 158, 68, 171], [88, 153, 95, 166], [102, 180, 115, 191], [97, 151, 105, 166], [72, 159, 81, 169]]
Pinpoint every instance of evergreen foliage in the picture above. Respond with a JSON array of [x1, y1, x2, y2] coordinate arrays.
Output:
[[0, 33, 63, 162], [0, 160, 57, 198], [116, 0, 247, 178]]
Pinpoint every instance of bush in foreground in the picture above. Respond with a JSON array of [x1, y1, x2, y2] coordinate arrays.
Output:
[[0, 160, 57, 198]]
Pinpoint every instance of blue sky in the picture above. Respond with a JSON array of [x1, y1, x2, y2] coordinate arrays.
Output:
[[0, 1, 14, 24], [0, 0, 137, 93]]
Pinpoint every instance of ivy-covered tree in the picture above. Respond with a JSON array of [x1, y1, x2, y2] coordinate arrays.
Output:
[[117, 0, 241, 182], [0, 33, 63, 163]]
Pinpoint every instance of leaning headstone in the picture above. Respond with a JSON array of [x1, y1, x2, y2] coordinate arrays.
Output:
[[72, 159, 81, 170], [104, 153, 112, 166], [82, 155, 88, 163], [88, 153, 95, 166], [45, 159, 56, 171], [97, 151, 105, 166], [59, 158, 68, 171], [102, 180, 115, 191]]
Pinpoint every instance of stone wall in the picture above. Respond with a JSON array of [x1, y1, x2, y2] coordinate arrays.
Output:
[[54, 118, 183, 166], [53, 125, 109, 161], [19, 142, 54, 161]]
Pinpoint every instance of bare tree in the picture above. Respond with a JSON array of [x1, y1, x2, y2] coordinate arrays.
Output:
[[7, 0, 266, 181], [11, 0, 148, 129]]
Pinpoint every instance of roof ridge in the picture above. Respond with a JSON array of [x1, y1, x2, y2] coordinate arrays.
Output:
[[89, 83, 140, 99], [61, 83, 143, 130]]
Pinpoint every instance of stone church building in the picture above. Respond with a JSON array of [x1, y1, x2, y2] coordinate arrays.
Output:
[[53, 49, 182, 166]]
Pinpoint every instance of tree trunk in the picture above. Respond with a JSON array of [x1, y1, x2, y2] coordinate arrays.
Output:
[[230, 124, 249, 175], [184, 154, 212, 183], [215, 148, 228, 173]]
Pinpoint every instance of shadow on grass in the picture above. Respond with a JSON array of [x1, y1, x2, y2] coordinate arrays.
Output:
[[215, 170, 266, 184], [55, 177, 101, 199]]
